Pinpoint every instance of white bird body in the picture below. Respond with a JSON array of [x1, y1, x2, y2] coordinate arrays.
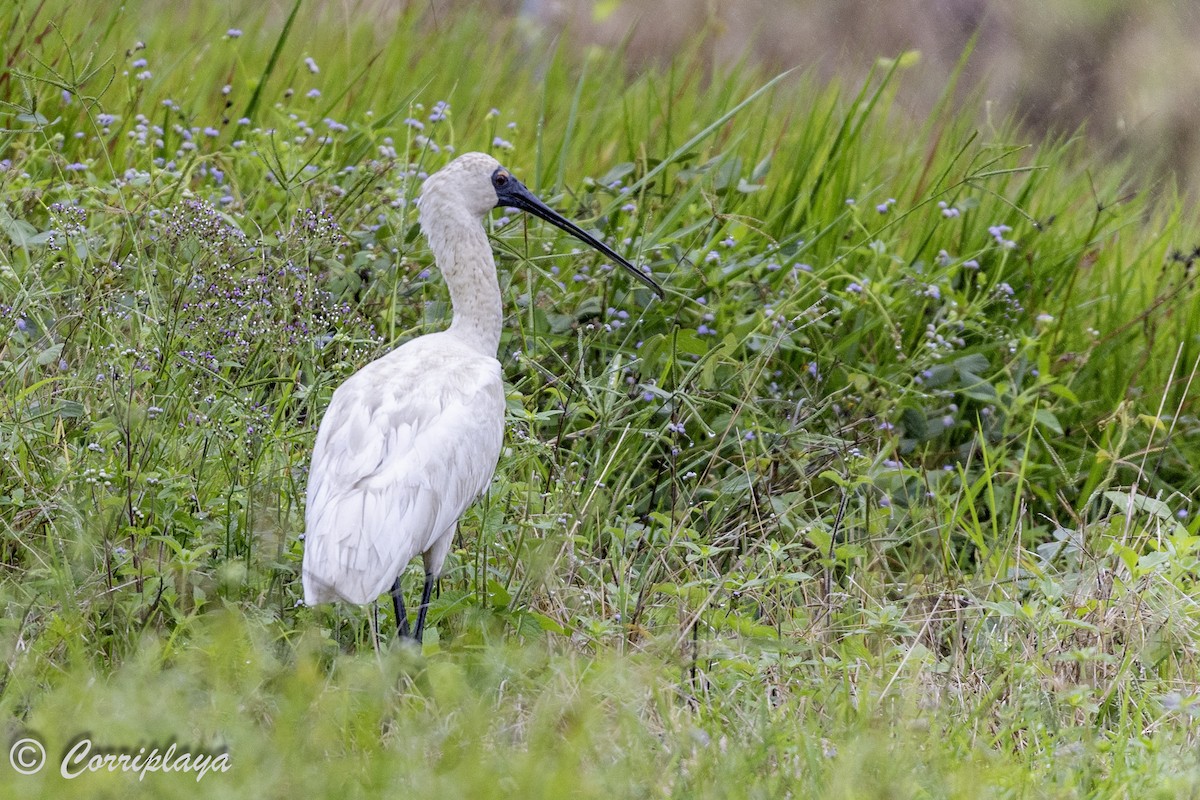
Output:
[[301, 152, 662, 641], [302, 332, 503, 605]]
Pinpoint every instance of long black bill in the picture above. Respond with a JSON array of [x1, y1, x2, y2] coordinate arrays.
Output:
[[493, 169, 664, 298]]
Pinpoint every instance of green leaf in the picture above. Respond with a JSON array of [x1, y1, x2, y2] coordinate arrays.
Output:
[[953, 353, 990, 377], [56, 400, 85, 419], [959, 373, 998, 401], [900, 407, 928, 439], [35, 343, 64, 366], [1103, 490, 1175, 521], [598, 162, 636, 186], [526, 611, 566, 635], [1047, 383, 1080, 404], [0, 208, 40, 247], [834, 543, 868, 561], [486, 579, 511, 610], [16, 111, 50, 126], [712, 157, 742, 194], [1035, 408, 1063, 435], [673, 329, 709, 357], [751, 154, 772, 181]]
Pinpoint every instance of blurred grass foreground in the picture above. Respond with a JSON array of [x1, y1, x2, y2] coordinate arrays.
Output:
[[2, 0, 1200, 797]]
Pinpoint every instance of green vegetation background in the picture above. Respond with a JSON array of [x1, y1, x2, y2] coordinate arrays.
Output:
[[1, 1, 1198, 797]]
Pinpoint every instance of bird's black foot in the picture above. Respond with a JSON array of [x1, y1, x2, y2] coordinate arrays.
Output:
[[391, 577, 411, 639], [414, 571, 436, 643]]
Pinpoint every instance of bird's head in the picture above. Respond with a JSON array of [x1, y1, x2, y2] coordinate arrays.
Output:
[[419, 152, 664, 297]]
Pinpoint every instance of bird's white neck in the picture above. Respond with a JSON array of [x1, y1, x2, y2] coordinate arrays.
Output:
[[419, 203, 503, 356]]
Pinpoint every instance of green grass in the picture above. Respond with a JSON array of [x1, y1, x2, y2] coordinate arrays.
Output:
[[2, 1, 1200, 797]]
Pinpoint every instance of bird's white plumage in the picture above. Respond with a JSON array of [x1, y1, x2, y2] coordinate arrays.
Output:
[[302, 332, 504, 604], [301, 151, 653, 635], [302, 152, 508, 610]]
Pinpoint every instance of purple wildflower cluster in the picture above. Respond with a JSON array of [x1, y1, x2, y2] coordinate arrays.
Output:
[[158, 198, 249, 257], [47, 203, 88, 251], [178, 260, 379, 361], [290, 207, 351, 251]]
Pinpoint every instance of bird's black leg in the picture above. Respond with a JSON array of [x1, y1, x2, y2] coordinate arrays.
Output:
[[391, 577, 410, 639], [413, 571, 435, 643]]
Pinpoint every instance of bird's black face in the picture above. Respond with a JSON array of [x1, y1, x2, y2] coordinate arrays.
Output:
[[491, 166, 663, 297]]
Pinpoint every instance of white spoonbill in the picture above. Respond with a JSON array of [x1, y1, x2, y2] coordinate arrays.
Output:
[[302, 151, 663, 642]]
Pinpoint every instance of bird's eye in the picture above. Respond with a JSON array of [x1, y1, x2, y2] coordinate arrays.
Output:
[[494, 172, 509, 187]]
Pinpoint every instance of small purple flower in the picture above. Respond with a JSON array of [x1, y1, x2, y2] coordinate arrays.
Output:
[[988, 223, 1016, 249], [203, 126, 220, 137], [492, 136, 513, 150], [429, 101, 449, 122], [304, 57, 319, 74], [226, 28, 243, 38], [306, 88, 321, 99], [846, 282, 863, 294], [131, 58, 148, 68]]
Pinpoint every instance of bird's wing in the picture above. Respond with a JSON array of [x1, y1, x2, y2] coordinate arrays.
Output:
[[302, 345, 504, 605]]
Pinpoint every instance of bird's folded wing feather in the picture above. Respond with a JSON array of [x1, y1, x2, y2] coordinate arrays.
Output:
[[302, 351, 503, 605]]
